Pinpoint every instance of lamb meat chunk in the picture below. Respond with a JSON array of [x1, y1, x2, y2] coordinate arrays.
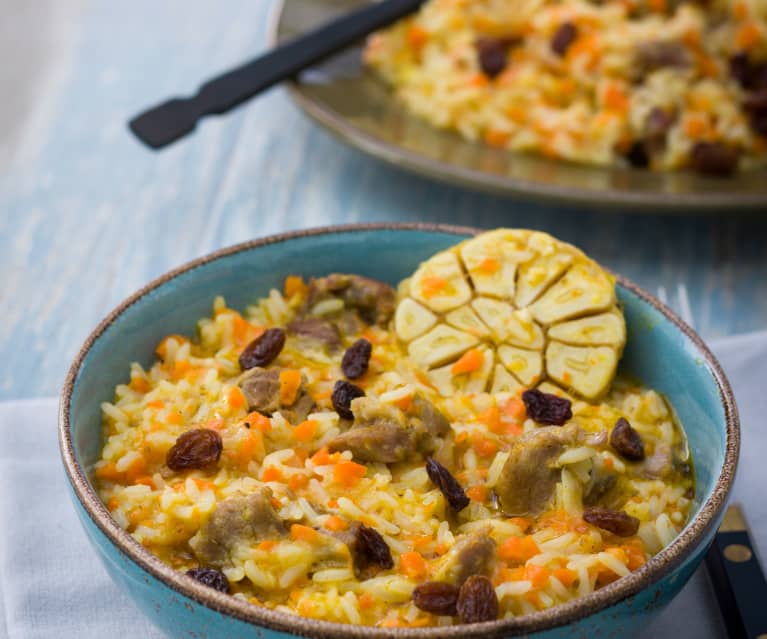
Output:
[[189, 488, 286, 567], [328, 397, 415, 463], [495, 423, 580, 516], [305, 274, 396, 326], [634, 41, 690, 80], [435, 529, 496, 586], [327, 422, 415, 463], [239, 367, 281, 414], [412, 395, 450, 438], [287, 317, 341, 350], [239, 367, 314, 423], [280, 391, 316, 425], [410, 395, 451, 455]]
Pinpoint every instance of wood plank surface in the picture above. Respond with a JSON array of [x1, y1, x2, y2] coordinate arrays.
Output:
[[1, 0, 766, 400]]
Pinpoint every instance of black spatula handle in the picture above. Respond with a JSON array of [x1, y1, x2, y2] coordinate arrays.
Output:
[[129, 0, 425, 149]]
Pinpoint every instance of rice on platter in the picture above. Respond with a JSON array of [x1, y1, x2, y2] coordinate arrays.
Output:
[[95, 229, 694, 626], [363, 0, 767, 176]]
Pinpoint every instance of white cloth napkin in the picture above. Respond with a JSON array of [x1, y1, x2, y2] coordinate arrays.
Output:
[[1, 332, 766, 639]]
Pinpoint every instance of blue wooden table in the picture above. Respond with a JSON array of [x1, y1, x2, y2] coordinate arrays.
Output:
[[1, 0, 766, 401]]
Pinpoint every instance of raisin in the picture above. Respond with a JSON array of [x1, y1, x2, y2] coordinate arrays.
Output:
[[689, 142, 739, 177], [583, 508, 640, 537], [413, 581, 460, 616], [331, 380, 365, 420], [426, 457, 470, 511], [744, 89, 767, 136], [239, 328, 286, 370], [609, 417, 645, 461], [730, 52, 752, 88], [551, 22, 577, 57], [186, 567, 230, 593], [166, 428, 223, 472], [342, 338, 372, 379], [456, 575, 498, 623], [625, 141, 649, 168], [476, 37, 509, 78], [356, 524, 394, 569], [521, 389, 572, 426]]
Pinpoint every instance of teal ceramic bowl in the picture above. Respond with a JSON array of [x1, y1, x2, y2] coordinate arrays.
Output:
[[60, 224, 739, 639]]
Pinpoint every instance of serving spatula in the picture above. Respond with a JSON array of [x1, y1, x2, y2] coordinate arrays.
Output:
[[129, 0, 425, 150]]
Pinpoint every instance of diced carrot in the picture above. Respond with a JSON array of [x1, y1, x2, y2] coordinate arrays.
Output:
[[411, 535, 432, 550], [508, 517, 532, 533], [106, 497, 119, 511], [239, 430, 265, 469], [624, 541, 647, 570], [498, 536, 540, 564], [311, 447, 342, 466], [506, 104, 528, 123], [147, 400, 165, 409], [684, 115, 710, 139], [603, 455, 615, 471], [258, 540, 278, 551], [692, 52, 718, 78], [466, 485, 488, 502], [279, 369, 303, 406], [734, 0, 748, 19], [648, 0, 666, 12], [455, 431, 469, 444], [95, 463, 122, 481], [324, 515, 348, 532], [123, 455, 147, 482], [262, 466, 283, 482], [499, 566, 526, 582], [469, 73, 489, 87], [244, 411, 271, 433], [484, 129, 510, 147], [525, 564, 551, 588], [502, 396, 527, 421], [203, 417, 225, 431], [399, 551, 428, 580], [553, 567, 577, 587], [173, 359, 191, 379], [477, 257, 500, 274], [358, 593, 375, 610], [333, 460, 367, 487], [407, 25, 429, 49], [452, 348, 485, 375], [736, 22, 762, 49], [291, 524, 320, 543], [603, 84, 630, 112], [392, 394, 412, 412], [682, 29, 701, 48], [155, 334, 189, 360], [284, 275, 307, 299], [606, 546, 628, 564], [130, 376, 150, 393], [288, 473, 309, 491], [228, 386, 246, 410], [192, 477, 215, 492], [525, 591, 543, 608], [435, 543, 450, 555], [420, 276, 448, 298], [133, 475, 155, 489], [477, 404, 503, 433], [471, 434, 498, 458], [166, 410, 182, 425], [293, 419, 318, 443], [328, 499, 339, 509]]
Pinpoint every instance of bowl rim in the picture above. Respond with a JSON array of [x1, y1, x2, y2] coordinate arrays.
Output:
[[59, 222, 740, 638]]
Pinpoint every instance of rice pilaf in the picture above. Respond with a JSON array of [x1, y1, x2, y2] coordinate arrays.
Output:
[[364, 0, 767, 175], [95, 232, 693, 626]]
